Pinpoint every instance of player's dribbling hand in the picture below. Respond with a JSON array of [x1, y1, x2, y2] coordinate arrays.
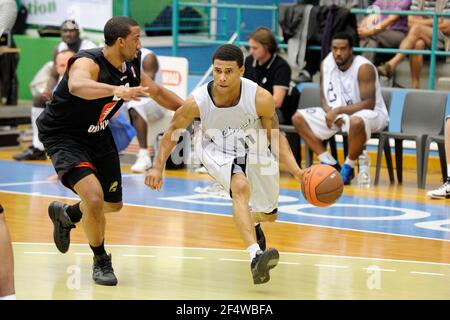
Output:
[[114, 86, 149, 102], [145, 168, 163, 192]]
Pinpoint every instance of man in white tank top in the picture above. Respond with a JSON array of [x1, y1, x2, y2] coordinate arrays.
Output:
[[145, 44, 305, 285], [292, 32, 389, 185]]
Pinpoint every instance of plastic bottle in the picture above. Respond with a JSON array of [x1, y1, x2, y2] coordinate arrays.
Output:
[[358, 150, 371, 189]]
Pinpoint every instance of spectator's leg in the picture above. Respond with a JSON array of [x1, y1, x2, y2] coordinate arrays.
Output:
[[410, 39, 426, 89], [129, 108, 148, 149], [360, 36, 378, 63], [292, 112, 327, 155], [347, 116, 366, 162]]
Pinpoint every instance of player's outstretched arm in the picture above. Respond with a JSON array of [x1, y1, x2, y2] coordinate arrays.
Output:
[[68, 57, 150, 101], [256, 87, 304, 181], [145, 96, 200, 191], [141, 72, 184, 111]]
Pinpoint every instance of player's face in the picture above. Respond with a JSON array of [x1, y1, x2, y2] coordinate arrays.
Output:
[[331, 39, 352, 67], [55, 51, 74, 76], [248, 38, 269, 62], [212, 59, 244, 92], [121, 26, 142, 62], [61, 29, 79, 45]]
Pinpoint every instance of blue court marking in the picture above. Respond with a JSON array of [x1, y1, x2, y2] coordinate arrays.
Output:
[[1, 160, 450, 241]]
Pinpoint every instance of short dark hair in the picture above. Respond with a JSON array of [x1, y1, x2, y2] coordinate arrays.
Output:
[[248, 27, 278, 55], [104, 16, 139, 46], [212, 44, 244, 68], [331, 32, 354, 48]]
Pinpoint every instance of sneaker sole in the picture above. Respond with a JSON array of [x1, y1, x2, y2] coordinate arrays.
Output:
[[428, 194, 450, 199], [253, 249, 279, 285], [48, 202, 70, 253], [93, 278, 118, 286]]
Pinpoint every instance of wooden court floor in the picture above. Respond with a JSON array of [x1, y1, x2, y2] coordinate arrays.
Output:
[[1, 147, 450, 299]]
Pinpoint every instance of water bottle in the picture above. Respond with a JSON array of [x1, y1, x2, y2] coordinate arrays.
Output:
[[358, 150, 371, 189]]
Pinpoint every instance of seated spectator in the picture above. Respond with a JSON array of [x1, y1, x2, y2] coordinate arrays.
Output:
[[13, 50, 75, 161], [124, 48, 168, 172], [427, 117, 450, 199], [244, 27, 299, 125], [13, 20, 96, 160], [377, 0, 450, 88], [292, 32, 388, 185], [0, 0, 18, 105], [358, 0, 411, 65]]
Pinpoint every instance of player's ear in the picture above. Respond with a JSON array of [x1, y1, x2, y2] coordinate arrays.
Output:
[[240, 65, 245, 75]]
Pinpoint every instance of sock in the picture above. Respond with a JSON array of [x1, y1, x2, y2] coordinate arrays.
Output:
[[247, 243, 261, 260], [345, 157, 355, 168], [318, 152, 337, 165], [447, 164, 450, 179], [31, 106, 45, 151], [89, 240, 106, 256], [66, 202, 82, 223], [0, 294, 16, 300]]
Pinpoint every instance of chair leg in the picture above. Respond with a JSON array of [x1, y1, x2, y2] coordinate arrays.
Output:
[[438, 141, 447, 181], [342, 135, 349, 161], [394, 139, 403, 184], [306, 145, 313, 167], [416, 136, 426, 189], [421, 137, 431, 189], [383, 138, 395, 184], [374, 134, 386, 185], [329, 136, 338, 163]]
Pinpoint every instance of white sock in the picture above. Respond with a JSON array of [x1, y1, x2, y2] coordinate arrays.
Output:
[[247, 243, 261, 260], [318, 152, 337, 165], [447, 164, 450, 177], [31, 106, 45, 151], [0, 294, 16, 300], [138, 148, 150, 156], [345, 157, 355, 168]]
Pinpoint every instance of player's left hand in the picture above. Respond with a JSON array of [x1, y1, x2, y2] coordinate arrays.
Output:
[[145, 168, 163, 191]]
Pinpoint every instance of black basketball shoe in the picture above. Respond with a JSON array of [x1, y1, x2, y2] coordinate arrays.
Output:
[[251, 248, 279, 285], [48, 201, 75, 253], [93, 253, 118, 286]]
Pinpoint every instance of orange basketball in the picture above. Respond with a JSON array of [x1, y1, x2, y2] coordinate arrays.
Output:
[[301, 164, 343, 207]]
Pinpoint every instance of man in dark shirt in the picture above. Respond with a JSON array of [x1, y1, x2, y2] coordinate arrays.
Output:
[[0, 204, 15, 300], [244, 27, 299, 125], [36, 16, 183, 286]]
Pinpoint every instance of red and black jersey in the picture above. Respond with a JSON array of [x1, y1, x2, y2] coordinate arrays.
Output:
[[37, 48, 141, 137]]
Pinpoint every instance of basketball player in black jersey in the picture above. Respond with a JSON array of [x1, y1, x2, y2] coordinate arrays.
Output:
[[0, 205, 15, 299], [36, 16, 183, 286]]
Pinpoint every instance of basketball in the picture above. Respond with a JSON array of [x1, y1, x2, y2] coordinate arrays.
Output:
[[301, 164, 343, 207]]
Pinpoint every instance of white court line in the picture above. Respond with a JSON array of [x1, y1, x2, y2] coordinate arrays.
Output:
[[23, 251, 58, 255], [410, 271, 445, 276], [363, 267, 396, 272], [122, 254, 156, 258], [172, 256, 204, 260], [13, 242, 450, 267], [315, 264, 348, 269], [219, 258, 248, 262], [4, 188, 450, 245], [279, 262, 301, 265]]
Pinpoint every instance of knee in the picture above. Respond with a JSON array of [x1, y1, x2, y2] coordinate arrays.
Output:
[[415, 39, 426, 49], [83, 193, 104, 216], [409, 24, 422, 39], [108, 202, 123, 213], [349, 116, 365, 133], [231, 178, 250, 200], [291, 112, 304, 128]]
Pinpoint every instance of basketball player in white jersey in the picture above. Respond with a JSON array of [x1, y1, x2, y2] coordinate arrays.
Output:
[[145, 44, 304, 285], [292, 32, 389, 185], [0, 204, 15, 300], [125, 48, 168, 172]]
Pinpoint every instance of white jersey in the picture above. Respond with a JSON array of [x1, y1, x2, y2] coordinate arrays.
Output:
[[322, 53, 388, 118], [192, 77, 270, 166], [56, 39, 97, 53]]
